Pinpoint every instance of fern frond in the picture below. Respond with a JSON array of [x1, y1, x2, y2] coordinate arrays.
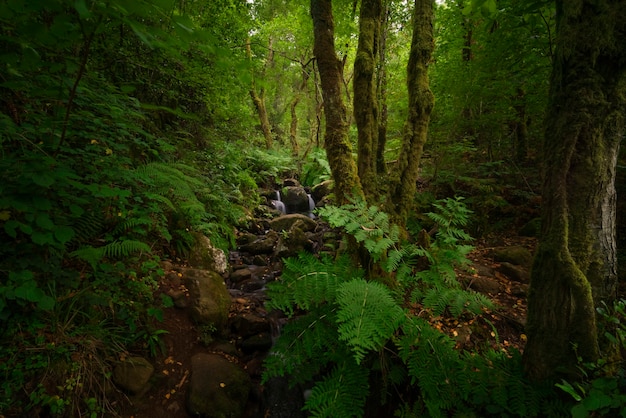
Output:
[[265, 253, 362, 316], [71, 240, 151, 267], [262, 305, 339, 384], [304, 359, 370, 418], [335, 279, 405, 364]]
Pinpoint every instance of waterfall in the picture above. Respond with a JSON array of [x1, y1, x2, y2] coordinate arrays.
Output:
[[307, 194, 316, 219], [271, 191, 286, 214]]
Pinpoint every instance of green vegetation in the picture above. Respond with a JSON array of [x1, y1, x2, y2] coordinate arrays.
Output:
[[0, 0, 624, 416]]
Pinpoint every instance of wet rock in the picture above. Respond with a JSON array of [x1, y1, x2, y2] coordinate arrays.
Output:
[[463, 275, 503, 295], [187, 353, 251, 418], [188, 233, 228, 274], [183, 268, 232, 333], [238, 278, 266, 292], [498, 262, 530, 283], [269, 214, 316, 233], [239, 333, 273, 354], [230, 313, 271, 337], [311, 180, 333, 204], [166, 289, 188, 308], [491, 246, 533, 267], [239, 230, 279, 255], [275, 224, 312, 258], [282, 186, 311, 213], [112, 356, 154, 395], [230, 268, 252, 283]]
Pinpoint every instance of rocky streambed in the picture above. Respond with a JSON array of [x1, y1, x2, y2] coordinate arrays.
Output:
[[115, 181, 335, 418]]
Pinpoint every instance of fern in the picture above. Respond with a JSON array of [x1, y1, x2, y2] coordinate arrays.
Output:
[[336, 279, 405, 364], [304, 359, 370, 418], [70, 240, 151, 267], [265, 253, 362, 316]]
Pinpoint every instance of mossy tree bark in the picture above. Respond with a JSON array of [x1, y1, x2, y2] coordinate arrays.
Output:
[[246, 38, 274, 149], [354, 0, 382, 201], [387, 0, 435, 226], [311, 0, 364, 204], [523, 0, 626, 382]]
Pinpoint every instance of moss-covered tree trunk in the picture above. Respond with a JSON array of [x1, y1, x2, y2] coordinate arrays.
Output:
[[354, 0, 382, 201], [523, 0, 626, 381], [311, 0, 364, 204], [376, 1, 390, 176], [246, 38, 273, 149], [387, 0, 434, 225]]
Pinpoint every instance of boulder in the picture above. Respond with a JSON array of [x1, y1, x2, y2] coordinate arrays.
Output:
[[498, 262, 530, 283], [230, 313, 271, 338], [275, 224, 312, 258], [311, 180, 333, 204], [269, 214, 316, 233], [230, 268, 252, 283], [282, 186, 312, 214], [183, 268, 232, 333], [519, 218, 541, 237], [112, 356, 154, 395], [188, 233, 228, 274], [187, 353, 251, 418], [491, 246, 533, 267], [239, 230, 279, 255]]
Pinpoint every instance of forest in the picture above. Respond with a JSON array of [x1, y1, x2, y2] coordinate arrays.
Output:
[[1, 0, 625, 417]]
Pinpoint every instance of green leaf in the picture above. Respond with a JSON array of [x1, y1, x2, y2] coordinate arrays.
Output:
[[36, 213, 55, 230], [14, 281, 44, 302], [37, 295, 55, 310], [74, 0, 91, 18], [32, 173, 54, 187], [54, 226, 75, 244]]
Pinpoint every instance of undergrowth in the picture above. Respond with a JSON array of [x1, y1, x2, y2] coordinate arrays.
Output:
[[264, 198, 567, 417]]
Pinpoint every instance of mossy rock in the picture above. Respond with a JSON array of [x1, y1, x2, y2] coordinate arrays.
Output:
[[182, 268, 231, 334], [112, 356, 154, 395], [519, 218, 541, 237], [492, 246, 533, 267]]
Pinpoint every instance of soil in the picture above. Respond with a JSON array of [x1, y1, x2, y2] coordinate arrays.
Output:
[[117, 233, 540, 418]]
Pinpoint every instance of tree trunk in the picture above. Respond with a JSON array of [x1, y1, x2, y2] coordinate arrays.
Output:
[[376, 1, 390, 176], [523, 0, 626, 382], [387, 0, 434, 225], [246, 38, 273, 149], [354, 0, 382, 201], [311, 0, 364, 204]]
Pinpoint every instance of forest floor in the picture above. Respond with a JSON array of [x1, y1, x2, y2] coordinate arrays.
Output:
[[122, 234, 537, 418]]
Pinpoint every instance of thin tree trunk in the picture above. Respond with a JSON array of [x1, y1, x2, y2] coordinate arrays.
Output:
[[354, 0, 382, 201], [523, 0, 626, 381], [388, 0, 434, 225], [376, 0, 390, 175], [246, 38, 273, 149], [311, 0, 363, 204]]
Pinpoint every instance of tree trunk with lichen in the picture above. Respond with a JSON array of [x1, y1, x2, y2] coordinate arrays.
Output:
[[387, 0, 434, 226], [354, 0, 382, 201], [311, 0, 364, 204], [523, 0, 626, 382]]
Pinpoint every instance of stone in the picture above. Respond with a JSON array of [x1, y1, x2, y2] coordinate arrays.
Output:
[[239, 333, 273, 353], [275, 224, 312, 258], [282, 186, 311, 213], [230, 313, 271, 337], [239, 230, 279, 255], [498, 262, 530, 283], [112, 356, 154, 395], [230, 268, 252, 283], [269, 214, 316, 233], [188, 233, 228, 274], [311, 180, 333, 204], [187, 353, 251, 418], [183, 268, 232, 333], [462, 275, 503, 295], [491, 246, 533, 267]]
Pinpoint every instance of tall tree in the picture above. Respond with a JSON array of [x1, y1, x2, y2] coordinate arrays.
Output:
[[311, 0, 364, 204], [523, 0, 626, 381], [354, 0, 382, 200], [387, 0, 435, 226]]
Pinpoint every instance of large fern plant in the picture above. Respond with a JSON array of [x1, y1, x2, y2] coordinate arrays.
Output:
[[264, 197, 559, 417]]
